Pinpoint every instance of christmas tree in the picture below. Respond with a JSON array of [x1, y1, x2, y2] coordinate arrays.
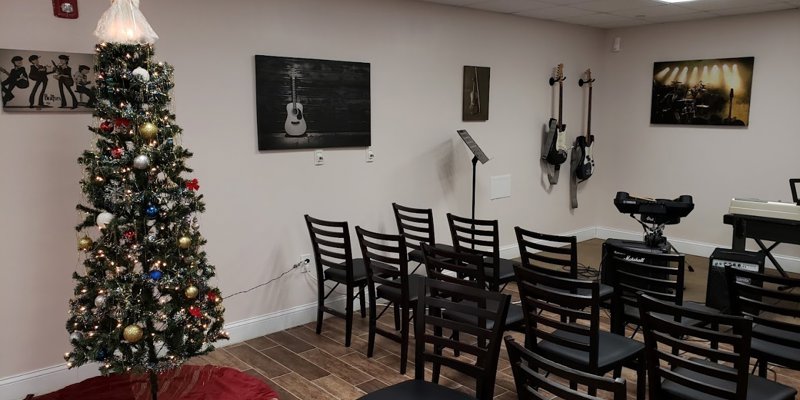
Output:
[[65, 1, 227, 397]]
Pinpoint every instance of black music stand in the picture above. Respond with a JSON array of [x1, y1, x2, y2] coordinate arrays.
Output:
[[791, 178, 800, 205], [457, 130, 490, 226]]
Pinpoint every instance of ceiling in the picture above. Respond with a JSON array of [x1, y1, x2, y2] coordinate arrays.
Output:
[[416, 0, 800, 28]]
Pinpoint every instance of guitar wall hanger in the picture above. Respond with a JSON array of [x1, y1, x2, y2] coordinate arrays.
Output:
[[578, 77, 596, 87]]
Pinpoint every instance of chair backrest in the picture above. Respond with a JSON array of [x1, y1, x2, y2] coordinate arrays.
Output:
[[638, 293, 752, 400], [505, 336, 627, 400], [514, 264, 601, 369], [392, 203, 436, 255], [414, 278, 510, 400], [726, 266, 800, 351], [421, 242, 486, 289], [447, 213, 501, 285], [305, 215, 354, 282], [355, 226, 411, 304], [603, 244, 685, 333], [515, 226, 578, 279]]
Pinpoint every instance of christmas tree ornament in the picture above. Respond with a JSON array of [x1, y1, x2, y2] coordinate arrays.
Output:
[[139, 122, 158, 140], [148, 270, 163, 280], [114, 118, 132, 131], [94, 0, 159, 44], [96, 212, 114, 228], [123, 324, 143, 343], [78, 236, 94, 251], [94, 295, 107, 308], [100, 120, 114, 133], [123, 230, 136, 241], [188, 306, 202, 318], [178, 236, 191, 249], [132, 67, 150, 82], [184, 285, 199, 299], [133, 154, 150, 169], [95, 349, 108, 361], [145, 205, 159, 219], [206, 292, 219, 303], [70, 331, 84, 342], [111, 147, 125, 159], [185, 179, 200, 191]]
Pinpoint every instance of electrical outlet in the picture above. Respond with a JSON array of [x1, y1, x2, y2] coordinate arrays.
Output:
[[299, 254, 311, 273], [314, 150, 324, 166], [366, 147, 375, 163]]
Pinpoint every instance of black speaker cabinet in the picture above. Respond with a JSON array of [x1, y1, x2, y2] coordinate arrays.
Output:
[[705, 248, 764, 313]]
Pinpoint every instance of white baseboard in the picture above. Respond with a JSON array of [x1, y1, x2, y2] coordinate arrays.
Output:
[[4, 224, 798, 399]]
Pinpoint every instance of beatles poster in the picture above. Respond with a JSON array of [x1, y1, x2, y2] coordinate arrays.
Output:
[[255, 55, 371, 151], [0, 48, 95, 112], [651, 57, 754, 126]]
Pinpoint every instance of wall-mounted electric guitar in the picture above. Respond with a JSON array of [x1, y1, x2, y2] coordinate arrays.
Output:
[[575, 69, 595, 181], [284, 72, 307, 137], [469, 66, 480, 115], [544, 64, 568, 166]]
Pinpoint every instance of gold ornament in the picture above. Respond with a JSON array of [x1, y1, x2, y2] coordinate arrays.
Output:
[[78, 236, 94, 251], [178, 236, 192, 249], [185, 285, 199, 299], [123, 325, 144, 343], [139, 122, 159, 140]]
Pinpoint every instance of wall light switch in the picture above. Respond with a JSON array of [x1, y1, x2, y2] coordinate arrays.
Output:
[[314, 150, 324, 166], [366, 147, 375, 163]]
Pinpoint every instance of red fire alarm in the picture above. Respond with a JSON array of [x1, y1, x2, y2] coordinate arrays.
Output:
[[53, 0, 79, 19]]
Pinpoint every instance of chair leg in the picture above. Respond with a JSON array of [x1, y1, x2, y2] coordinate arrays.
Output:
[[613, 367, 622, 379], [316, 280, 325, 335], [452, 330, 460, 357], [400, 306, 410, 375], [358, 285, 366, 318], [393, 303, 401, 330], [636, 357, 646, 400], [345, 286, 354, 347], [367, 291, 377, 358], [758, 360, 768, 378]]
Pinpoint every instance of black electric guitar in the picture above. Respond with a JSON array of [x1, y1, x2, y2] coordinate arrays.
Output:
[[469, 66, 480, 115], [284, 72, 307, 137], [575, 69, 595, 180], [544, 64, 568, 165]]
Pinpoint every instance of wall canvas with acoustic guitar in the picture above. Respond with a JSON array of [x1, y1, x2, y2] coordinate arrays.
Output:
[[462, 65, 490, 121], [0, 48, 96, 112], [255, 55, 371, 151], [651, 57, 754, 126]]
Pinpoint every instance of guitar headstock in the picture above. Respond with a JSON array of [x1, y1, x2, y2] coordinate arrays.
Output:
[[579, 69, 595, 87], [549, 63, 566, 86]]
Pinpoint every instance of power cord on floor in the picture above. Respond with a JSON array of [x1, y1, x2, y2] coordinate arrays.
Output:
[[225, 258, 310, 300]]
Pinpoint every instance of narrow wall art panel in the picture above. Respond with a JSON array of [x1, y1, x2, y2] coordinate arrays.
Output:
[[650, 57, 754, 126], [1, 48, 96, 112], [255, 55, 371, 150], [462, 65, 490, 121]]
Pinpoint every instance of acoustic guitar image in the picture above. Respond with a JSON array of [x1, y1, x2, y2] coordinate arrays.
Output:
[[469, 66, 480, 115], [284, 72, 307, 137]]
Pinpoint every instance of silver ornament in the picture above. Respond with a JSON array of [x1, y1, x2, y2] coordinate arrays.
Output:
[[132, 67, 150, 82], [133, 155, 150, 170], [94, 295, 107, 308], [96, 212, 114, 228], [70, 331, 84, 342]]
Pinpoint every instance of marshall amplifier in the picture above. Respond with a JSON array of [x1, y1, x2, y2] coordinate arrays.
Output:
[[705, 248, 764, 313]]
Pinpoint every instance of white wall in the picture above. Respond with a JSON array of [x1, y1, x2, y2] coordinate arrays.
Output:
[[0, 0, 605, 384], [594, 10, 800, 253]]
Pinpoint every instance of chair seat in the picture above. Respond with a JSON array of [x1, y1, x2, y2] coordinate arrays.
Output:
[[443, 301, 524, 330], [483, 257, 517, 284], [358, 379, 476, 400], [751, 323, 800, 369], [376, 274, 425, 303], [551, 283, 613, 300], [624, 301, 712, 327], [661, 358, 797, 400], [537, 329, 644, 371], [324, 258, 368, 284], [409, 244, 456, 264]]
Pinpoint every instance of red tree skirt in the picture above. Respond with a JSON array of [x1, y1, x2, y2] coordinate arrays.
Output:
[[32, 365, 279, 400]]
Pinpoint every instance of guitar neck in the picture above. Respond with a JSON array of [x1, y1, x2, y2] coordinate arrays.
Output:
[[586, 85, 592, 138], [558, 80, 564, 129]]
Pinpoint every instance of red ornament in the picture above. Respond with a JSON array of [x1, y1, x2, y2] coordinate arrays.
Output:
[[123, 230, 136, 241], [111, 147, 124, 159], [206, 292, 218, 303], [188, 306, 202, 318], [100, 120, 113, 133], [185, 179, 200, 191], [114, 118, 131, 131]]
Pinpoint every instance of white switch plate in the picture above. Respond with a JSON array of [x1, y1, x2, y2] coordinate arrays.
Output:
[[490, 174, 511, 200], [366, 147, 375, 163], [314, 150, 324, 166]]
